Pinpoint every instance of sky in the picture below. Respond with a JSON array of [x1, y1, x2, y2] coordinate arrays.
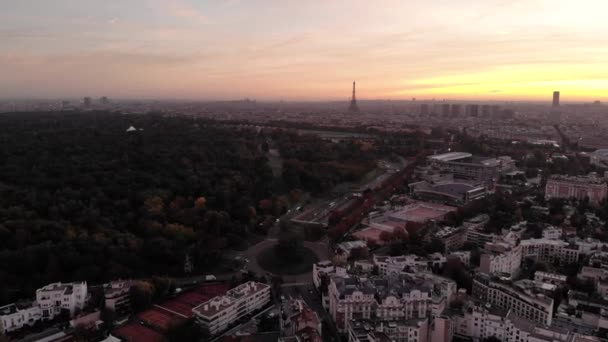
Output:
[[1, 0, 608, 102]]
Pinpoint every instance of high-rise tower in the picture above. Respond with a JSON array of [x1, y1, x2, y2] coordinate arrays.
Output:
[[553, 91, 560, 107], [348, 81, 360, 112]]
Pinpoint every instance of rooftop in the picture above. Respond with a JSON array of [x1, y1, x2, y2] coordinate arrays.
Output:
[[428, 152, 472, 162]]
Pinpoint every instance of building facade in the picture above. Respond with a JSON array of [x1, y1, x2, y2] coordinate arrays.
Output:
[[192, 281, 271, 335], [472, 274, 554, 325], [36, 282, 88, 320], [545, 174, 608, 204]]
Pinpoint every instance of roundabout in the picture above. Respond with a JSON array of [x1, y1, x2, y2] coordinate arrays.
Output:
[[244, 238, 330, 283]]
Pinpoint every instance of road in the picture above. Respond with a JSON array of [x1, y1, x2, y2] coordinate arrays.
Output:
[[243, 238, 331, 284], [282, 284, 340, 342]]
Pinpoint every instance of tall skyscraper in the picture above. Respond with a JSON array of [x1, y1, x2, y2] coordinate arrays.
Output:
[[348, 81, 360, 112], [468, 104, 479, 117], [441, 104, 450, 117], [553, 91, 560, 107], [83, 97, 92, 107], [451, 104, 462, 116]]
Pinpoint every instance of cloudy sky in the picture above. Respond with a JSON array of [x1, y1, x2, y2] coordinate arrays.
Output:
[[1, 0, 608, 101]]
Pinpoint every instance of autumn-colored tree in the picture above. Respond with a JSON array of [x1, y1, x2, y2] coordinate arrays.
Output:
[[194, 196, 207, 210], [144, 196, 165, 219]]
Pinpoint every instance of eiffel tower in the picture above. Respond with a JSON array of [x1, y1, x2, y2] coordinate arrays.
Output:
[[348, 81, 360, 112]]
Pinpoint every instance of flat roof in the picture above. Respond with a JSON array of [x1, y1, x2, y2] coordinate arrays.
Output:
[[428, 152, 472, 162]]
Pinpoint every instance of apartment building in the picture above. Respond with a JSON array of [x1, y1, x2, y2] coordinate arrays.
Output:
[[435, 226, 466, 251], [192, 281, 271, 335], [463, 214, 498, 247], [36, 282, 88, 319], [449, 300, 510, 341], [347, 318, 429, 342], [534, 271, 567, 286], [521, 238, 580, 264], [479, 242, 522, 279], [103, 281, 132, 316], [0, 303, 41, 334], [472, 274, 554, 325], [329, 273, 454, 332], [372, 254, 446, 275], [545, 173, 608, 204]]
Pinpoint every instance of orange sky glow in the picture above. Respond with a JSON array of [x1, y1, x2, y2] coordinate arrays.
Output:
[[1, 0, 608, 102]]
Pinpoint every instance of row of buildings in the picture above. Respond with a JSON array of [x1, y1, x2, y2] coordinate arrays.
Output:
[[0, 282, 88, 334], [1, 280, 133, 336]]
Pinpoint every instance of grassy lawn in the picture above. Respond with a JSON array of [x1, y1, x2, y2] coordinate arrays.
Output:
[[257, 246, 319, 275]]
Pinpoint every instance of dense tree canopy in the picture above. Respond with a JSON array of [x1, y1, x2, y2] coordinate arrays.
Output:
[[0, 112, 275, 304]]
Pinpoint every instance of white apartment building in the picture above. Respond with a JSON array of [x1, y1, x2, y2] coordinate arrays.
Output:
[[542, 226, 562, 240], [451, 301, 509, 341], [103, 281, 132, 316], [439, 303, 592, 342], [479, 242, 522, 279], [36, 282, 88, 319], [373, 254, 446, 276], [0, 303, 41, 334], [521, 238, 580, 265], [472, 274, 554, 325], [192, 281, 271, 335]]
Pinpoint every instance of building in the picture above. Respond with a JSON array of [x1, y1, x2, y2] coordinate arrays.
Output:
[[542, 226, 562, 240], [329, 273, 443, 332], [408, 180, 486, 206], [283, 299, 322, 342], [36, 282, 88, 319], [545, 173, 608, 204], [468, 104, 479, 117], [441, 104, 450, 117], [103, 281, 132, 316], [428, 152, 516, 186], [83, 97, 92, 107], [434, 226, 466, 251], [336, 240, 369, 260], [347, 318, 429, 342], [520, 238, 580, 265], [479, 242, 522, 279], [451, 104, 462, 117], [420, 104, 429, 116], [472, 274, 554, 325], [372, 254, 447, 275], [192, 282, 271, 335], [553, 91, 560, 107], [0, 302, 42, 334], [449, 300, 510, 341], [534, 271, 567, 286]]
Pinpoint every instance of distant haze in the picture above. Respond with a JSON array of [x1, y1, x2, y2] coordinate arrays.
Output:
[[1, 0, 608, 101]]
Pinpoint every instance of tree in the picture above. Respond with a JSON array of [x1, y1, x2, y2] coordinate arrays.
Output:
[[274, 234, 302, 262], [130, 281, 155, 312], [349, 246, 369, 260]]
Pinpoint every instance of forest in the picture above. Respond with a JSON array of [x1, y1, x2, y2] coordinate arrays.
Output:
[[0, 111, 275, 304]]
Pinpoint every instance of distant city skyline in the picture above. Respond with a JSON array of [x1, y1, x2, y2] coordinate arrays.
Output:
[[1, 0, 608, 101]]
